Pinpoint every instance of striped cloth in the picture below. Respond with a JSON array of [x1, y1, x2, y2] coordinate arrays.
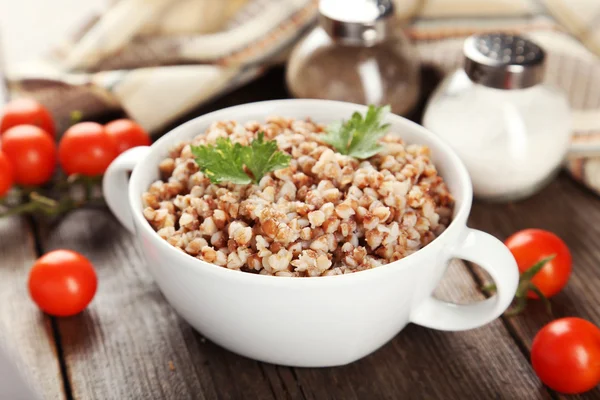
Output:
[[7, 0, 600, 195], [7, 0, 318, 133]]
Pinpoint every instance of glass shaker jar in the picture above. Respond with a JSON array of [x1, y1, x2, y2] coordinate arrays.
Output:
[[423, 33, 571, 202], [286, 0, 420, 117]]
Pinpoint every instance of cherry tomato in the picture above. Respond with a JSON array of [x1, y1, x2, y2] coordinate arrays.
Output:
[[0, 98, 55, 137], [505, 229, 572, 298], [1, 125, 57, 185], [58, 122, 118, 176], [531, 317, 600, 394], [105, 119, 151, 154], [0, 150, 14, 197], [28, 250, 97, 317]]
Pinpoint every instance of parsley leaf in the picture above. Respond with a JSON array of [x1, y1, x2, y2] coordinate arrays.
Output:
[[243, 133, 291, 184], [322, 105, 391, 159], [191, 137, 252, 184], [190, 132, 290, 185]]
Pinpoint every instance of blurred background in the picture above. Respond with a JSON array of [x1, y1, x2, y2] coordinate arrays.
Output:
[[0, 0, 105, 67], [3, 0, 599, 197], [2, 0, 597, 128], [1, 0, 600, 197]]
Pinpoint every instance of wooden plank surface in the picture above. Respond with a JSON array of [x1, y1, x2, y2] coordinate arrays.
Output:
[[290, 260, 548, 400], [0, 217, 65, 400], [39, 208, 548, 399], [469, 174, 600, 400], [40, 209, 288, 400]]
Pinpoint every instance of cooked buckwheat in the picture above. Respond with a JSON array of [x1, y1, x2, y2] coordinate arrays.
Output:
[[142, 117, 454, 276]]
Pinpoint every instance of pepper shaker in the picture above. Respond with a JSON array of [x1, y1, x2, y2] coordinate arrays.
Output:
[[423, 33, 571, 202], [286, 0, 421, 117]]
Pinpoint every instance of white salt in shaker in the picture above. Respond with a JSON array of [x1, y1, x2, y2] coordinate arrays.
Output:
[[423, 33, 571, 202]]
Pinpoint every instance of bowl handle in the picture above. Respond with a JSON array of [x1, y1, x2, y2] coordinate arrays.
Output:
[[102, 146, 151, 234], [410, 228, 519, 331]]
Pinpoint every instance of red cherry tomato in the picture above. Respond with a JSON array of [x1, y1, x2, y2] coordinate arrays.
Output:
[[0, 98, 55, 137], [531, 317, 600, 394], [505, 229, 572, 298], [58, 122, 118, 176], [105, 119, 151, 154], [1, 125, 57, 185], [28, 250, 97, 317], [0, 151, 14, 197]]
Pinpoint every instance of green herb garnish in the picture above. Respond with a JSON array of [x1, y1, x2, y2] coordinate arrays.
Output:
[[244, 133, 291, 184], [322, 105, 391, 159], [190, 132, 291, 185]]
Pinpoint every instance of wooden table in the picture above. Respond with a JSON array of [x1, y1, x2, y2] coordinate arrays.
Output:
[[1, 67, 599, 400]]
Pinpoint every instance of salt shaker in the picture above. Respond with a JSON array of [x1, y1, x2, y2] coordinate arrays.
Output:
[[286, 0, 420, 117], [423, 33, 571, 202]]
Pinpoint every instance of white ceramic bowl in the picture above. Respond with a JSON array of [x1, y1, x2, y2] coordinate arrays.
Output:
[[103, 100, 519, 367]]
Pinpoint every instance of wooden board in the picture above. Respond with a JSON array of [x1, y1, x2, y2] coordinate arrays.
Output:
[[40, 209, 288, 399], [0, 217, 65, 400], [469, 174, 600, 399], [36, 208, 549, 399], [289, 260, 548, 400]]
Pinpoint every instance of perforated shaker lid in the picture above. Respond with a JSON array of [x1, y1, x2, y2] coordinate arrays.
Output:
[[463, 33, 546, 89], [319, 0, 395, 46]]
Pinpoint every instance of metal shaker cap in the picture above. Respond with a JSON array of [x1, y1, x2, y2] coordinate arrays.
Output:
[[463, 33, 546, 89], [319, 0, 395, 46]]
